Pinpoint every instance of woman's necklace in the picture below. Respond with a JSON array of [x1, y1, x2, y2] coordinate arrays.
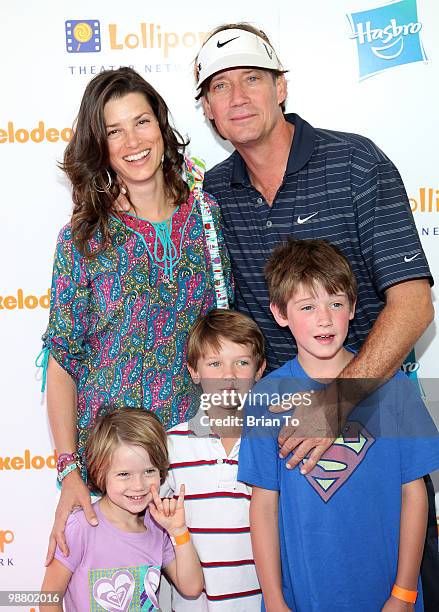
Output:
[[150, 215, 179, 280], [122, 194, 181, 280]]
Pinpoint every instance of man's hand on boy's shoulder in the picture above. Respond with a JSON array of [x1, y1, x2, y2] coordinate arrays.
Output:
[[270, 385, 340, 473], [269, 375, 378, 472]]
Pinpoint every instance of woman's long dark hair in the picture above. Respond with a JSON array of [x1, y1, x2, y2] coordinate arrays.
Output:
[[61, 67, 189, 255]]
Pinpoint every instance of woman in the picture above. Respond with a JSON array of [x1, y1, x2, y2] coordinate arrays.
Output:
[[39, 67, 233, 561]]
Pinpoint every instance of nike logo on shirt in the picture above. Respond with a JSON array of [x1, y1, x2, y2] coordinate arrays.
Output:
[[297, 212, 319, 224], [217, 36, 240, 48], [404, 253, 421, 262]]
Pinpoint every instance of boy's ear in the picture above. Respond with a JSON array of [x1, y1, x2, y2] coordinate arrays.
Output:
[[349, 299, 357, 320], [270, 302, 289, 328], [187, 364, 200, 384], [255, 359, 266, 382]]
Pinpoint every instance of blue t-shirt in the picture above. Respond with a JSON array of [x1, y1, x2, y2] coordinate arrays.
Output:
[[238, 358, 439, 612]]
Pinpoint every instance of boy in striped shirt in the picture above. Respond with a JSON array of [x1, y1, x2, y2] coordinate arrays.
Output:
[[162, 309, 266, 610]]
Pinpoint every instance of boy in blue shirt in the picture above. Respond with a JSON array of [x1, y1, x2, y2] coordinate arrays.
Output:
[[238, 239, 439, 612]]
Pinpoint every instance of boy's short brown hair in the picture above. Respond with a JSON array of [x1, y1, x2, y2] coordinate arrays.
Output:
[[265, 239, 357, 316], [186, 309, 265, 368], [85, 407, 169, 494]]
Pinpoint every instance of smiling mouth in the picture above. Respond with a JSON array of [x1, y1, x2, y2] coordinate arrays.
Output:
[[126, 494, 147, 501], [123, 149, 150, 162], [231, 116, 254, 122], [314, 334, 334, 339]]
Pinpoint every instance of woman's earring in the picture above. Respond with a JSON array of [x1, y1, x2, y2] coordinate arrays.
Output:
[[161, 153, 165, 165], [92, 169, 112, 193]]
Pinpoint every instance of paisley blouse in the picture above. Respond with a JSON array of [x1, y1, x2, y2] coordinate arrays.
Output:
[[41, 161, 233, 460]]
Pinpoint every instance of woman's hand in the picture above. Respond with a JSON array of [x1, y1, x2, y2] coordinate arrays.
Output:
[[45, 469, 98, 565], [148, 484, 187, 537]]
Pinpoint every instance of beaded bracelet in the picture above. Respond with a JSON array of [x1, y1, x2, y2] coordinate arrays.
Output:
[[57, 462, 79, 483], [57, 452, 78, 473]]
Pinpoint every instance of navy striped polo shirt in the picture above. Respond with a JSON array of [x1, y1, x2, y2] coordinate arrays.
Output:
[[204, 113, 432, 372]]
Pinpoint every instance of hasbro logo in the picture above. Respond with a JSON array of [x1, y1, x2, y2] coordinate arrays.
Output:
[[65, 20, 101, 53], [348, 0, 427, 79]]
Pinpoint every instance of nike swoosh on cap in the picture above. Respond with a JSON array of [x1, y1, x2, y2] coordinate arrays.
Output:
[[217, 36, 240, 48], [404, 253, 421, 262], [297, 212, 319, 224], [263, 43, 273, 59]]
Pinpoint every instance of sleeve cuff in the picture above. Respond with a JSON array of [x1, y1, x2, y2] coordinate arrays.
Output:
[[238, 469, 280, 491]]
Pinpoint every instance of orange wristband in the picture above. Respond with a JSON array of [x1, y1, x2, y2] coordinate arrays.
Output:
[[391, 585, 417, 604], [170, 529, 190, 546]]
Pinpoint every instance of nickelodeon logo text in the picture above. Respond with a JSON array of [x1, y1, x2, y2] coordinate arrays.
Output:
[[0, 289, 50, 310], [0, 450, 57, 470], [0, 122, 72, 144]]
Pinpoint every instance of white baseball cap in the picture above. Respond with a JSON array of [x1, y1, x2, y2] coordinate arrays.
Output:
[[196, 28, 284, 92]]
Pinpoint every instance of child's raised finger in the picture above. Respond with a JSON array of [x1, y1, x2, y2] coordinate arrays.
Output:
[[149, 502, 158, 520], [161, 498, 171, 517], [176, 484, 185, 508], [168, 496, 177, 515], [150, 485, 163, 511]]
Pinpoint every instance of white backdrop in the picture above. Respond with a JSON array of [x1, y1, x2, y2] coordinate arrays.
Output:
[[1, 1, 438, 608]]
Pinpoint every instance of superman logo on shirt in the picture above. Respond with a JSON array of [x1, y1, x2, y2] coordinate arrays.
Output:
[[303, 421, 375, 502]]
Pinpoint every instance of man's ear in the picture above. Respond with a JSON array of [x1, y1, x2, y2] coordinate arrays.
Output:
[[187, 364, 200, 384], [276, 74, 287, 106], [201, 95, 214, 120], [270, 302, 289, 328]]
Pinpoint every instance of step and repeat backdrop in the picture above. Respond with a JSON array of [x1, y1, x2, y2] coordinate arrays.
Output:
[[1, 0, 438, 606]]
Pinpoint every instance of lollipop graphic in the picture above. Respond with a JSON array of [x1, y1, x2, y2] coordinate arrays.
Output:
[[73, 22, 93, 51], [65, 20, 101, 53]]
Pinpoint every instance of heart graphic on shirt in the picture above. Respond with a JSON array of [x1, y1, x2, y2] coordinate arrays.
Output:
[[303, 421, 375, 502], [92, 569, 135, 612]]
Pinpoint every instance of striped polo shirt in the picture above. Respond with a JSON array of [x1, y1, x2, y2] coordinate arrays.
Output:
[[204, 113, 432, 372], [161, 415, 261, 611]]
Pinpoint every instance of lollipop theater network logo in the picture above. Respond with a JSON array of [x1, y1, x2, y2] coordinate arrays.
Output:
[[0, 530, 14, 553], [65, 20, 101, 53], [409, 187, 439, 213], [348, 0, 427, 79]]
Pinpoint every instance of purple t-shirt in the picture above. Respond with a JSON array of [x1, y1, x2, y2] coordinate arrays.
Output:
[[55, 501, 175, 611]]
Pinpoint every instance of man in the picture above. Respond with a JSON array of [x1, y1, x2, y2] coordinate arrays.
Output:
[[195, 23, 437, 609]]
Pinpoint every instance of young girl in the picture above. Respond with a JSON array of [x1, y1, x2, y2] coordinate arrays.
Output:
[[41, 408, 203, 611]]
